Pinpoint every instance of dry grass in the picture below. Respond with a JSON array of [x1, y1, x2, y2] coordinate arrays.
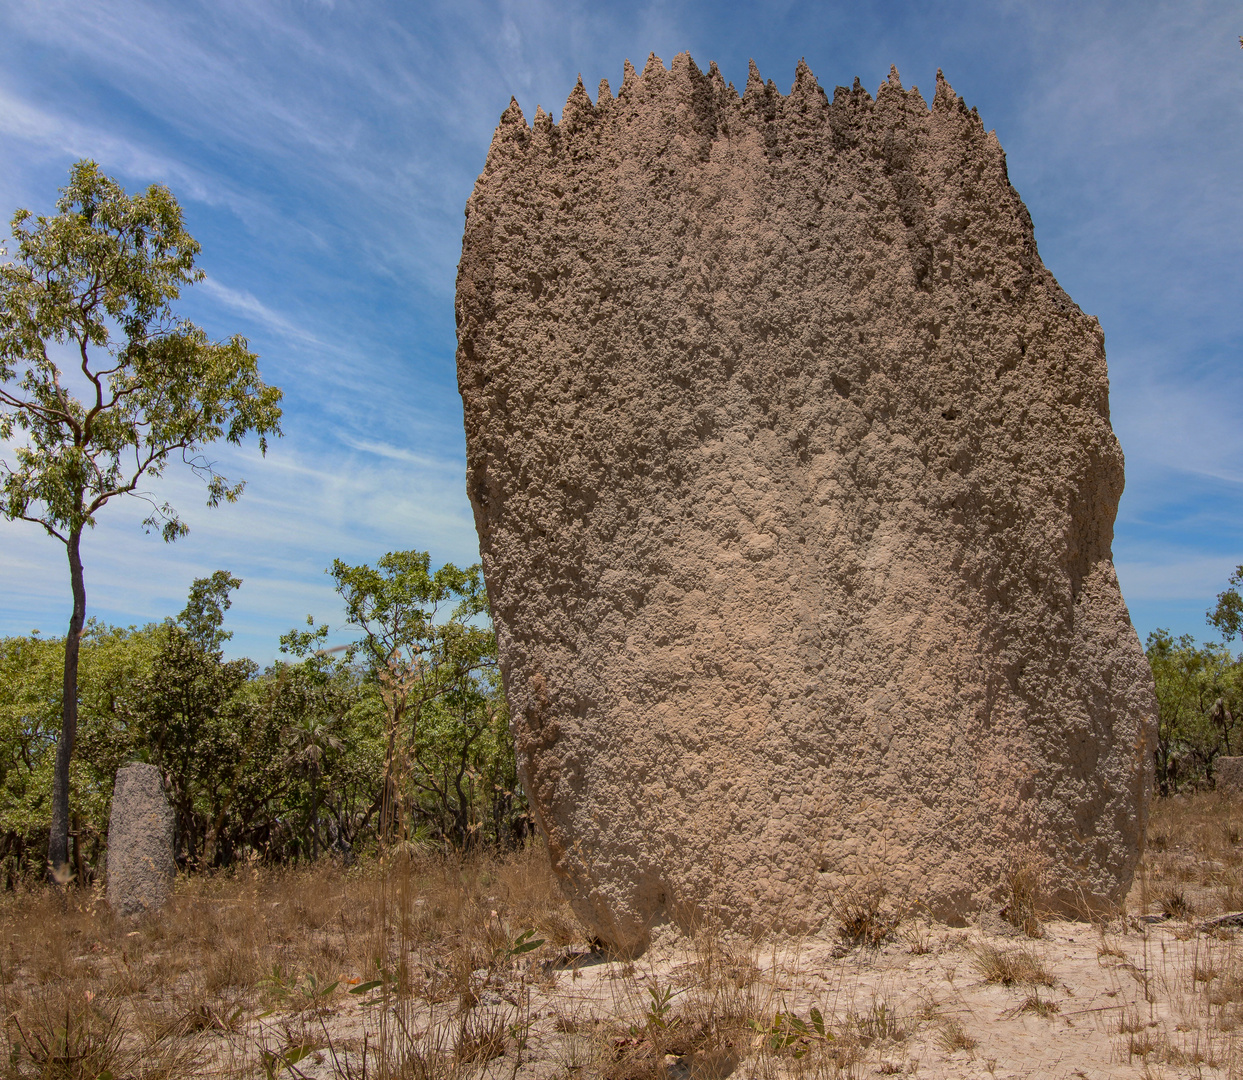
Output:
[[4, 844, 901, 1078], [999, 855, 1045, 939], [831, 880, 904, 949], [14, 791, 1243, 1077], [0, 844, 575, 1078], [970, 943, 1055, 988], [1014, 991, 1058, 1018], [1141, 790, 1243, 921], [934, 1015, 976, 1054]]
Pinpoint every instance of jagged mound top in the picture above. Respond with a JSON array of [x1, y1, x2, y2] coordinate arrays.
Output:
[[494, 54, 986, 137]]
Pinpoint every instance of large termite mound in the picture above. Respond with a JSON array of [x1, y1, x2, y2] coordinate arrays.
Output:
[[455, 53, 1156, 952]]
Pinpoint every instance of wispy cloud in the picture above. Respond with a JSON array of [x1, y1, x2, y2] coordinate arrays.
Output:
[[1118, 555, 1241, 604], [0, 83, 253, 215], [0, 0, 1239, 656], [197, 278, 325, 348], [0, 434, 479, 661], [336, 436, 464, 473]]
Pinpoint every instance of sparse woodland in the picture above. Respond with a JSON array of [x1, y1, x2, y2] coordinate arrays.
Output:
[[1147, 566, 1243, 797], [0, 163, 527, 887], [0, 554, 527, 885], [4, 564, 1242, 888], [3, 570, 1243, 1078]]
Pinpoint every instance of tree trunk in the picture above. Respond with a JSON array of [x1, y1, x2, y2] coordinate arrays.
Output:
[[72, 813, 86, 886], [380, 699, 405, 843], [48, 528, 86, 881], [310, 769, 319, 860], [203, 804, 226, 868]]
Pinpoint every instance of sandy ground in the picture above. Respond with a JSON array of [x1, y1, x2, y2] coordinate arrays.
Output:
[[13, 796, 1243, 1078], [262, 911, 1243, 1080]]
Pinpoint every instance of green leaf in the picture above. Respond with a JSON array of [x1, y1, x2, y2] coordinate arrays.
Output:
[[809, 1006, 825, 1037], [349, 980, 384, 995], [508, 929, 545, 956]]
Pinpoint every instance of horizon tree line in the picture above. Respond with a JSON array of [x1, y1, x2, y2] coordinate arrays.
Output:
[[0, 558, 527, 885]]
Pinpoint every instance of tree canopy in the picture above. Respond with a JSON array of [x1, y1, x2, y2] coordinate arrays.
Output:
[[0, 554, 525, 883], [329, 552, 498, 843], [0, 161, 282, 544], [0, 160, 283, 877]]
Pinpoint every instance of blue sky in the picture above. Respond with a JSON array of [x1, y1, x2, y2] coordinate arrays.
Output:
[[0, 0, 1240, 661]]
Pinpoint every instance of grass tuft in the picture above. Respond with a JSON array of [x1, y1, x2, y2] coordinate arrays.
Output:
[[1000, 856, 1045, 938], [935, 1016, 977, 1054], [971, 943, 1055, 987], [833, 882, 903, 948]]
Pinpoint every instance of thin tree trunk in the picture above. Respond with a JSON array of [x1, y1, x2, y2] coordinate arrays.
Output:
[[379, 722, 398, 842], [48, 528, 86, 881], [72, 813, 86, 886], [310, 769, 319, 860], [379, 698, 406, 843], [203, 803, 227, 868]]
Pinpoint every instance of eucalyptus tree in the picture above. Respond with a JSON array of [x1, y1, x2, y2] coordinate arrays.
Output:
[[1146, 629, 1243, 793], [330, 551, 495, 842], [0, 161, 283, 880], [1209, 566, 1243, 645]]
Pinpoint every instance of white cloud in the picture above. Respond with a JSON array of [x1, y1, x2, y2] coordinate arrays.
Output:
[[0, 432, 479, 661], [197, 278, 325, 348], [0, 83, 248, 212], [1117, 555, 1239, 605], [336, 435, 461, 472]]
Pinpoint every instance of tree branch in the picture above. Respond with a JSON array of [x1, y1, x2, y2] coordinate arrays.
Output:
[[15, 512, 67, 545], [78, 333, 107, 444], [84, 438, 192, 517], [0, 387, 80, 429]]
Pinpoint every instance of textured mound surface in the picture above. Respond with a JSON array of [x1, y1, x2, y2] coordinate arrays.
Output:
[[107, 762, 175, 917], [456, 54, 1157, 951]]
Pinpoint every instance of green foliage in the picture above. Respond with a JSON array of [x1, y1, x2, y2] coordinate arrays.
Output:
[[1137, 566, 1243, 796], [137, 614, 260, 865], [1145, 629, 1243, 794], [746, 1007, 833, 1056], [329, 551, 515, 847], [179, 570, 242, 652], [627, 982, 680, 1037], [0, 551, 526, 881], [0, 620, 160, 879], [0, 160, 283, 873], [0, 160, 283, 542], [0, 169, 522, 881], [503, 929, 545, 960], [643, 983, 677, 1031], [259, 965, 338, 1011], [1209, 566, 1243, 645]]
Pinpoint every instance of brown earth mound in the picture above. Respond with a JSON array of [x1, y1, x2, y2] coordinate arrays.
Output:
[[455, 53, 1157, 952], [107, 761, 176, 917]]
